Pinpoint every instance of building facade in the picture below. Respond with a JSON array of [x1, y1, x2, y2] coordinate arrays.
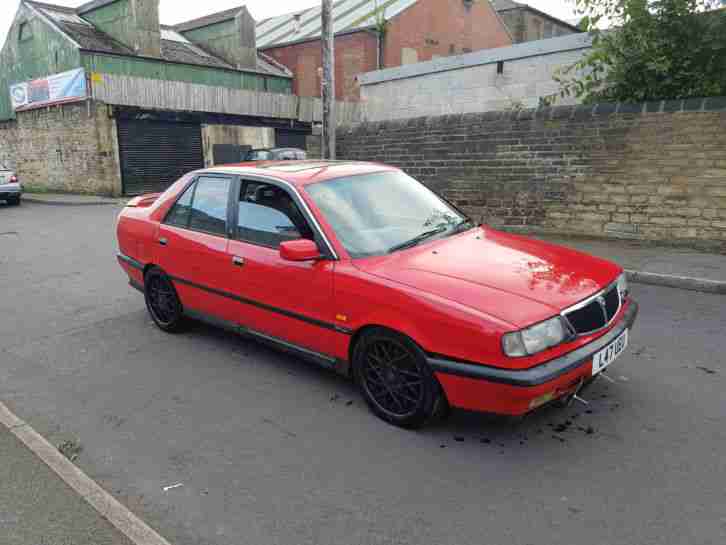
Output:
[[357, 33, 593, 121], [0, 0, 359, 196], [259, 0, 513, 102], [493, 0, 580, 43]]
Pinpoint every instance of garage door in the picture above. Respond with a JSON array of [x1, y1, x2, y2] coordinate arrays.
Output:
[[117, 120, 204, 196]]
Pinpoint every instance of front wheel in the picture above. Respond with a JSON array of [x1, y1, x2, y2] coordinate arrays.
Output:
[[144, 267, 184, 333], [353, 328, 444, 429]]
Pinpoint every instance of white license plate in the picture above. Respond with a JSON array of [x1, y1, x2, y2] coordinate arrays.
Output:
[[592, 329, 628, 375]]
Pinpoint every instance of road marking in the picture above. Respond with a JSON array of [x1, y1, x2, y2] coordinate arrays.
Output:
[[162, 483, 183, 492], [0, 401, 173, 545]]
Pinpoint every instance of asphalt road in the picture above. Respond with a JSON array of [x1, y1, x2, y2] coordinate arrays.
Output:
[[1, 201, 725, 545]]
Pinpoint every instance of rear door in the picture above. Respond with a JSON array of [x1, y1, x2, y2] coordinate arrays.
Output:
[[226, 179, 337, 357], [155, 173, 238, 323]]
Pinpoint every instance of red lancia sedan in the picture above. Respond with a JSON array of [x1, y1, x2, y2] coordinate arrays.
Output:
[[117, 161, 638, 428]]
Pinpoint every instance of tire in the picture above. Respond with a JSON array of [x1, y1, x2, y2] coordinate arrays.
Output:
[[144, 267, 185, 333], [7, 196, 20, 206], [353, 328, 444, 429]]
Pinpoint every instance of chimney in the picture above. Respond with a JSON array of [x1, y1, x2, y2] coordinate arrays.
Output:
[[234, 6, 257, 69], [128, 0, 161, 57], [79, 0, 161, 58]]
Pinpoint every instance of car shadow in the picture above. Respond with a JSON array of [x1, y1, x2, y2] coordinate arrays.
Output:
[[179, 316, 626, 445]]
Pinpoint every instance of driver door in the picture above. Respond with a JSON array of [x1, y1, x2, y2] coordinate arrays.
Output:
[[226, 180, 337, 357]]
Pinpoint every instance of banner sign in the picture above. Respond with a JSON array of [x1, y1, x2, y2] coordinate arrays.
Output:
[[10, 68, 87, 111]]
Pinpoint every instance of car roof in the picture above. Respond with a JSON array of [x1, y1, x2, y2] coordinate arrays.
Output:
[[203, 161, 398, 187]]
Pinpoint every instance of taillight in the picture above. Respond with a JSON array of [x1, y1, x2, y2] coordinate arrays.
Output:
[[9, 175, 18, 184]]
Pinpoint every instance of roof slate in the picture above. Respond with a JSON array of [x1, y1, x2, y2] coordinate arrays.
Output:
[[22, 1, 290, 77]]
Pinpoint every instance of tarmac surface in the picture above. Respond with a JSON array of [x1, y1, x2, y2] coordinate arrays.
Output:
[[1, 200, 724, 545]]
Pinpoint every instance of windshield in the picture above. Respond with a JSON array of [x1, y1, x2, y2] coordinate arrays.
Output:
[[306, 171, 471, 258]]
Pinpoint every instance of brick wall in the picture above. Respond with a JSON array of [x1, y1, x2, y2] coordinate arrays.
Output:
[[337, 98, 726, 250], [499, 8, 578, 44], [0, 101, 122, 195], [264, 31, 378, 102], [263, 0, 511, 102], [383, 0, 511, 67]]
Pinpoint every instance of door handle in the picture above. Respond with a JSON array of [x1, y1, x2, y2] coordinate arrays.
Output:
[[158, 237, 168, 246], [232, 256, 245, 267]]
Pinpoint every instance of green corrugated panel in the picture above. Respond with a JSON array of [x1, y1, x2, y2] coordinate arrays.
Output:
[[82, 53, 292, 96], [0, 10, 81, 120], [82, 53, 242, 87], [267, 77, 292, 94], [182, 20, 237, 43]]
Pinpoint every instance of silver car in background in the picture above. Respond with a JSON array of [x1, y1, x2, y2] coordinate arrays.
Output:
[[0, 163, 21, 205]]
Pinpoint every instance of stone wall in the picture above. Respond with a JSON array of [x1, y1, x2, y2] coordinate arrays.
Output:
[[0, 101, 122, 195], [337, 97, 726, 250]]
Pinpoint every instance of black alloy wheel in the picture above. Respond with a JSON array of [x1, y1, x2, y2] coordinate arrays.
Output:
[[353, 328, 444, 429], [144, 268, 184, 332]]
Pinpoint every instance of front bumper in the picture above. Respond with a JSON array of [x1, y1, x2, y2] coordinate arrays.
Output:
[[429, 300, 639, 415]]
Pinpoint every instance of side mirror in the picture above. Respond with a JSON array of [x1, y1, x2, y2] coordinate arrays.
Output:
[[280, 239, 321, 261]]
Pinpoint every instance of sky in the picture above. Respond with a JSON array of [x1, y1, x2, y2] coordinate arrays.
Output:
[[0, 0, 580, 53]]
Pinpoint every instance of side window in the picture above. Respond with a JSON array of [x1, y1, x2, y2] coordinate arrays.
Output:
[[237, 182, 313, 248], [165, 181, 195, 228], [165, 176, 231, 236], [189, 177, 231, 235]]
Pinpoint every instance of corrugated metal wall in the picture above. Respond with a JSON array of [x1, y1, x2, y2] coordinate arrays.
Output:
[[81, 53, 292, 94], [0, 5, 82, 120]]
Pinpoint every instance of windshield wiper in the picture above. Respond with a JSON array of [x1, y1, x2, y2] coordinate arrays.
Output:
[[452, 218, 475, 233], [388, 225, 449, 253]]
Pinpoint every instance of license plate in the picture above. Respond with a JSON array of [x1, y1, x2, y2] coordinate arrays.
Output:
[[592, 329, 628, 375]]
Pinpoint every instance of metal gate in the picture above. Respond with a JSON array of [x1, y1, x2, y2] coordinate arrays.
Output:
[[117, 120, 204, 196]]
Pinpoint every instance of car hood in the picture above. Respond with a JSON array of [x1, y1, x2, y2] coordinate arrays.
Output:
[[353, 227, 621, 328]]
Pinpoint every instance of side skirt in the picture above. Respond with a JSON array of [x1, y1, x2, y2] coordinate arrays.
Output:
[[183, 308, 345, 374]]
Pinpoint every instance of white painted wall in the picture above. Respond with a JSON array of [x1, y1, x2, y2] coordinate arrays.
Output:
[[359, 47, 590, 122]]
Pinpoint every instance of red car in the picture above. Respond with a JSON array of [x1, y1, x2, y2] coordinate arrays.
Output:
[[117, 161, 638, 428]]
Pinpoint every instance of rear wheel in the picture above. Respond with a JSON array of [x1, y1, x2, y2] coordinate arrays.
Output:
[[144, 268, 184, 332], [7, 196, 20, 206], [353, 328, 443, 429]]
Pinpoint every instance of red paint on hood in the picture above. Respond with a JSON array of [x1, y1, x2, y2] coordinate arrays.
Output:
[[354, 227, 621, 329]]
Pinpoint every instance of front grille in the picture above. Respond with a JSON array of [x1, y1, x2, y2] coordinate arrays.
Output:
[[603, 286, 620, 319], [564, 285, 621, 335]]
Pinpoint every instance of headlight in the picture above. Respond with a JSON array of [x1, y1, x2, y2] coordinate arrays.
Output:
[[616, 272, 629, 299], [502, 316, 568, 357]]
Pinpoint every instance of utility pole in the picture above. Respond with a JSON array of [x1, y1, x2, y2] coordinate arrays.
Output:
[[321, 0, 336, 159]]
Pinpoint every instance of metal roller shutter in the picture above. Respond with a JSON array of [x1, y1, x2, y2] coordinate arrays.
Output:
[[118, 120, 204, 196]]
